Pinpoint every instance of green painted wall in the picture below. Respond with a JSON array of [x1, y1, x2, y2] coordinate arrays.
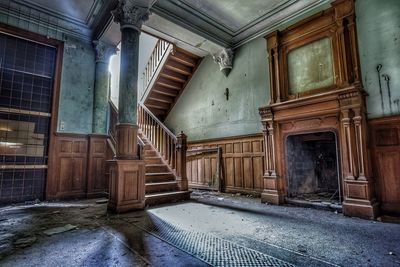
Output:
[[0, 12, 96, 134], [58, 37, 95, 133], [357, 0, 400, 118], [165, 37, 269, 141]]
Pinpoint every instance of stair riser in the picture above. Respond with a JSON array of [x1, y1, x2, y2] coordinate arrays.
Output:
[[145, 158, 163, 164], [146, 165, 170, 173], [146, 174, 175, 183], [146, 183, 179, 194], [144, 150, 158, 156], [145, 192, 190, 206]]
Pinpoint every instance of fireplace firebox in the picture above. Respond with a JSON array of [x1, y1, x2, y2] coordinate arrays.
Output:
[[285, 132, 340, 204]]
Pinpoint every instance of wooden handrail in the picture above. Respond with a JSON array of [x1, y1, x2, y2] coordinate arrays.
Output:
[[138, 103, 187, 190], [138, 103, 177, 141], [142, 39, 173, 98], [107, 100, 188, 190]]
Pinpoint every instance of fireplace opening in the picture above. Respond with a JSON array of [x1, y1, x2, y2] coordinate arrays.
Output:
[[285, 131, 341, 207]]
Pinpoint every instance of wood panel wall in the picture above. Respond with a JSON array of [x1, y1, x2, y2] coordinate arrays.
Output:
[[187, 134, 264, 195], [369, 116, 400, 214], [87, 135, 109, 197], [47, 133, 110, 200]]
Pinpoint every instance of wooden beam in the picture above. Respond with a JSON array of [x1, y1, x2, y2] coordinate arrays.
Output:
[[160, 69, 188, 83], [149, 92, 175, 104], [170, 51, 197, 67], [146, 99, 170, 110], [157, 77, 183, 90], [153, 86, 179, 97], [165, 61, 192, 76]]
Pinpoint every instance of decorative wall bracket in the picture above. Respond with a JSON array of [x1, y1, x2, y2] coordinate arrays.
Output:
[[213, 48, 234, 77]]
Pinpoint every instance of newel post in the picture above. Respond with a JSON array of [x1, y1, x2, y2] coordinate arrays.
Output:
[[176, 131, 188, 191]]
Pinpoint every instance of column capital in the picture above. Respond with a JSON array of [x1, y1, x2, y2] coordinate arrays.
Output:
[[93, 40, 118, 63], [111, 0, 151, 31], [213, 48, 234, 77]]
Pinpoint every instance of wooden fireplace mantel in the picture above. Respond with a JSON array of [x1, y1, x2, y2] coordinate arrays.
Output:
[[259, 0, 378, 219]]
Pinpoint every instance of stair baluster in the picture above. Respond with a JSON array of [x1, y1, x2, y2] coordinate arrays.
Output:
[[142, 39, 173, 100], [138, 104, 187, 190]]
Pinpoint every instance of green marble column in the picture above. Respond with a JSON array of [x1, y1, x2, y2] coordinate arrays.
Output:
[[112, 0, 150, 125], [118, 28, 140, 124], [93, 41, 117, 133]]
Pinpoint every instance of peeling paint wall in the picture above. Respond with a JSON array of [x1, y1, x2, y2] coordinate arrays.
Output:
[[0, 7, 96, 134], [357, 0, 400, 118], [58, 38, 95, 133], [164, 37, 269, 141]]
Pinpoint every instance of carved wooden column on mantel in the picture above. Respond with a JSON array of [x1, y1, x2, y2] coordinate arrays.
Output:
[[338, 90, 378, 218], [107, 0, 151, 213], [259, 107, 284, 204], [266, 31, 281, 104]]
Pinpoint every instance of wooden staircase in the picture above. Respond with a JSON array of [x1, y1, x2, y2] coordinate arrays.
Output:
[[108, 101, 190, 207], [142, 40, 202, 119], [140, 131, 190, 206]]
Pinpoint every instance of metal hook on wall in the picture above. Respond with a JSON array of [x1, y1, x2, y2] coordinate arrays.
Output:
[[382, 74, 392, 114], [376, 64, 384, 113]]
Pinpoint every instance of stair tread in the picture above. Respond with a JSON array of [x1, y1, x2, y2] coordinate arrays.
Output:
[[146, 172, 174, 175], [146, 181, 178, 185], [146, 190, 190, 197]]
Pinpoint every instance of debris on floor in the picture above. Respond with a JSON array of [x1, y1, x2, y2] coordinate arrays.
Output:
[[96, 199, 108, 204], [43, 224, 77, 236], [14, 236, 37, 248]]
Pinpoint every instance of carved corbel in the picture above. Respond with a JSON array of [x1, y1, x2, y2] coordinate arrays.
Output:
[[213, 48, 234, 77]]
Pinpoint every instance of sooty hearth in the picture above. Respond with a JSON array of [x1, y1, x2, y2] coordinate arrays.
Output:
[[285, 132, 340, 204]]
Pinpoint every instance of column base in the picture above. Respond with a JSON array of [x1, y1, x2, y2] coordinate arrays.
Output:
[[261, 189, 285, 204], [177, 178, 188, 191], [261, 175, 284, 204], [343, 199, 379, 219], [107, 159, 145, 213], [342, 178, 379, 219]]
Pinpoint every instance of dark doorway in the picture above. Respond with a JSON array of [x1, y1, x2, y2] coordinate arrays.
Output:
[[285, 131, 341, 205], [0, 32, 56, 204]]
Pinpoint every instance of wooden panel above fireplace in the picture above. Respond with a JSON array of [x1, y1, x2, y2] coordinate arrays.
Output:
[[266, 0, 361, 103]]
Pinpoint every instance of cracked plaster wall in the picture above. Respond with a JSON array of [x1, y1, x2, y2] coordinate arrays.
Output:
[[164, 37, 269, 141], [0, 8, 96, 134], [357, 0, 400, 118], [165, 0, 400, 141]]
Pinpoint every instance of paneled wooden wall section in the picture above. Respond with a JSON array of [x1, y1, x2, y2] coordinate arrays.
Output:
[[47, 133, 110, 199], [187, 134, 264, 195], [369, 115, 400, 214]]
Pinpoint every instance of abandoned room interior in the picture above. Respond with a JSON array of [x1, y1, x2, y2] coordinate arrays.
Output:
[[0, 0, 399, 266]]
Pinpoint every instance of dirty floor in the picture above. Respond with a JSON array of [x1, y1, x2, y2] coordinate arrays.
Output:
[[0, 191, 399, 267]]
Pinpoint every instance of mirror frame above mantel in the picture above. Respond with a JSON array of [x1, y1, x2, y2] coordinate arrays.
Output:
[[265, 0, 361, 104]]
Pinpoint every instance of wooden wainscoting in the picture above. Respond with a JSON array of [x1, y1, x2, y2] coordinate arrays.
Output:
[[87, 134, 109, 197], [369, 116, 400, 214], [187, 134, 264, 195], [47, 133, 110, 200]]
